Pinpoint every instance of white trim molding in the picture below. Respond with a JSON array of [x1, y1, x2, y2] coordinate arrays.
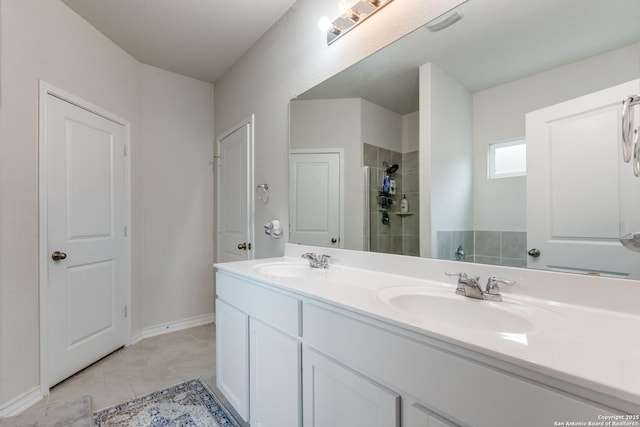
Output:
[[0, 387, 43, 418], [129, 313, 215, 345]]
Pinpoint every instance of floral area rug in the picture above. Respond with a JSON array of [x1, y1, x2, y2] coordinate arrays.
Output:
[[93, 378, 240, 427]]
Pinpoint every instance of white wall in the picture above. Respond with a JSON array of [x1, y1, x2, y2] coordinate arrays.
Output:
[[213, 0, 466, 259], [0, 0, 214, 408], [0, 0, 139, 407], [472, 43, 640, 231], [361, 99, 403, 153], [420, 63, 473, 257], [135, 65, 215, 332], [402, 111, 420, 153]]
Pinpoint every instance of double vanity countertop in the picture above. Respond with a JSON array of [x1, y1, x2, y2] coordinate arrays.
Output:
[[214, 245, 640, 412]]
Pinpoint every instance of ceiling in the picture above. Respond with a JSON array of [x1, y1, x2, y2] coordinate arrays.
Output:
[[297, 0, 640, 114], [61, 0, 298, 83]]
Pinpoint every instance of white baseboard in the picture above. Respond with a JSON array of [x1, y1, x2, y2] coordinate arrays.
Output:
[[129, 313, 215, 346], [0, 386, 43, 418]]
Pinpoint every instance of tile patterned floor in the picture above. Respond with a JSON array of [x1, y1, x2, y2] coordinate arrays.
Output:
[[33, 323, 216, 412]]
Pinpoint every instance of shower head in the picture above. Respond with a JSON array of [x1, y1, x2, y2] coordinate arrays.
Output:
[[386, 163, 399, 174]]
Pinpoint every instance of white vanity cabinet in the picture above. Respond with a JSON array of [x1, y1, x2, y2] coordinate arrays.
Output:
[[216, 271, 302, 427], [303, 302, 617, 427], [216, 268, 625, 427]]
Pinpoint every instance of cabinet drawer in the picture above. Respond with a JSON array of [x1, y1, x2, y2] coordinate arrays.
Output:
[[217, 271, 301, 337]]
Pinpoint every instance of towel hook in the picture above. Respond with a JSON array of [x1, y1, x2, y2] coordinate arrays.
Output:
[[256, 184, 270, 203]]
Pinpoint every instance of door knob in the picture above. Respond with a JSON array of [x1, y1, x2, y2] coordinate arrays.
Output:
[[527, 248, 541, 258], [237, 243, 247, 250], [331, 237, 337, 244], [51, 251, 67, 261]]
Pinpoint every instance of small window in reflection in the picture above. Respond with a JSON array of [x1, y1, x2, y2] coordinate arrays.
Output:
[[488, 139, 526, 179]]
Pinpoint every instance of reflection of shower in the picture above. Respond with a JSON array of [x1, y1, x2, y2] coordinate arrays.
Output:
[[383, 161, 399, 174], [381, 161, 399, 197], [379, 161, 398, 226], [381, 211, 390, 225]]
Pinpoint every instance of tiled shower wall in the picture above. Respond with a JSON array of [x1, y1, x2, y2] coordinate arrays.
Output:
[[436, 230, 527, 268], [364, 143, 419, 256], [363, 141, 524, 264]]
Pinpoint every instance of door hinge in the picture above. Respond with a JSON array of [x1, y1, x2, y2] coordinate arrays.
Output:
[[124, 145, 128, 157], [124, 225, 128, 237], [124, 305, 128, 318]]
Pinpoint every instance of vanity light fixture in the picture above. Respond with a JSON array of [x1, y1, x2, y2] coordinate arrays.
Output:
[[319, 0, 394, 45]]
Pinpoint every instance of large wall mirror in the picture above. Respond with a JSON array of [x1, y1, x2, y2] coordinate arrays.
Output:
[[289, 0, 640, 279]]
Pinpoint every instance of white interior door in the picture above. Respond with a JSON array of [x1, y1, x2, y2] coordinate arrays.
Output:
[[526, 79, 640, 278], [217, 117, 253, 262], [44, 92, 128, 387], [289, 151, 341, 248]]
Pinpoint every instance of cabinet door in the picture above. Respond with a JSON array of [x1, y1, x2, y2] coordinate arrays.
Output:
[[303, 348, 399, 427], [408, 403, 459, 427], [250, 319, 301, 427], [216, 299, 250, 422]]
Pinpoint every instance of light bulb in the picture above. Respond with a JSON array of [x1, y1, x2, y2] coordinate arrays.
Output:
[[337, 0, 358, 16], [318, 17, 333, 31]]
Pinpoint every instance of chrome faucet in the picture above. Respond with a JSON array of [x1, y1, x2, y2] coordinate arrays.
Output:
[[483, 276, 515, 302], [301, 253, 331, 268], [445, 272, 482, 298], [445, 272, 515, 302]]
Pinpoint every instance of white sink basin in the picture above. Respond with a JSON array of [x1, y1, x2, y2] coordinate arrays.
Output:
[[376, 286, 561, 334], [252, 261, 329, 278]]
